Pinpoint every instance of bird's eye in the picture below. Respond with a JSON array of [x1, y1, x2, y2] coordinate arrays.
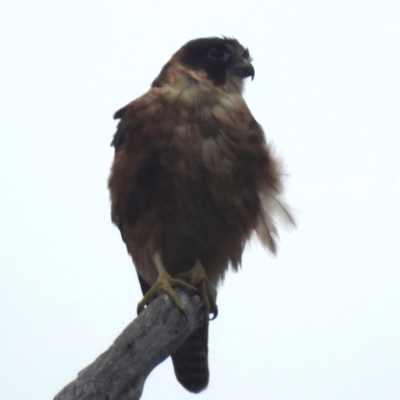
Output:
[[208, 47, 228, 61]]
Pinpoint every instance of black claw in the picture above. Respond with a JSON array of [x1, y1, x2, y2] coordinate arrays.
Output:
[[209, 308, 218, 321], [180, 308, 189, 321]]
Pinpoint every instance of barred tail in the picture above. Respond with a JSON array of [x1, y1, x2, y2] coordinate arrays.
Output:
[[171, 323, 209, 393]]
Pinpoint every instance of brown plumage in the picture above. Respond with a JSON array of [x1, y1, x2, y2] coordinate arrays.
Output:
[[108, 37, 293, 393]]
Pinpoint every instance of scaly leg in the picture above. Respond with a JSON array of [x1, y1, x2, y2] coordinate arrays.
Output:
[[178, 259, 218, 321], [137, 253, 199, 315]]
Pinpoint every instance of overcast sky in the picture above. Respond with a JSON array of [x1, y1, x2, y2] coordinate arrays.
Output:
[[1, 1, 400, 399]]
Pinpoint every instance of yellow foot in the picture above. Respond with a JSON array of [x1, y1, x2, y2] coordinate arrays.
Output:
[[178, 260, 218, 321], [137, 253, 199, 315]]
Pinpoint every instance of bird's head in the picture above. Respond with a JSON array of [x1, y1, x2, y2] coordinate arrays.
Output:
[[152, 37, 254, 95]]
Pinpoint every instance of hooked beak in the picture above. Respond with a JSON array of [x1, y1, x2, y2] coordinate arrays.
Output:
[[231, 59, 255, 80]]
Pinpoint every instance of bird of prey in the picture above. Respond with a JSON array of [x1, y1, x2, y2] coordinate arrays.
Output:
[[108, 37, 293, 393]]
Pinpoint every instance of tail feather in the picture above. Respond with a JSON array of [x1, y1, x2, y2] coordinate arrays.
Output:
[[171, 323, 209, 393]]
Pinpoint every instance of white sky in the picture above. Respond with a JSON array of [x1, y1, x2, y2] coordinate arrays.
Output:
[[1, 1, 400, 399]]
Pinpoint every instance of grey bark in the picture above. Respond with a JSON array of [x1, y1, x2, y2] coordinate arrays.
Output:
[[53, 290, 204, 400]]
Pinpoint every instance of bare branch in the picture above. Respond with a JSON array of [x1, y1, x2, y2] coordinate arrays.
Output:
[[54, 290, 204, 400]]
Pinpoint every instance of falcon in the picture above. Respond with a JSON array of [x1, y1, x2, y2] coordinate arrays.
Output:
[[108, 37, 293, 393]]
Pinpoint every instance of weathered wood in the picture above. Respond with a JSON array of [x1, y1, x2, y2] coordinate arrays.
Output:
[[53, 290, 204, 400]]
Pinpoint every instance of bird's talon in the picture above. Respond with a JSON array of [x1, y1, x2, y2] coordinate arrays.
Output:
[[178, 260, 219, 322], [136, 254, 199, 315], [208, 306, 218, 321]]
